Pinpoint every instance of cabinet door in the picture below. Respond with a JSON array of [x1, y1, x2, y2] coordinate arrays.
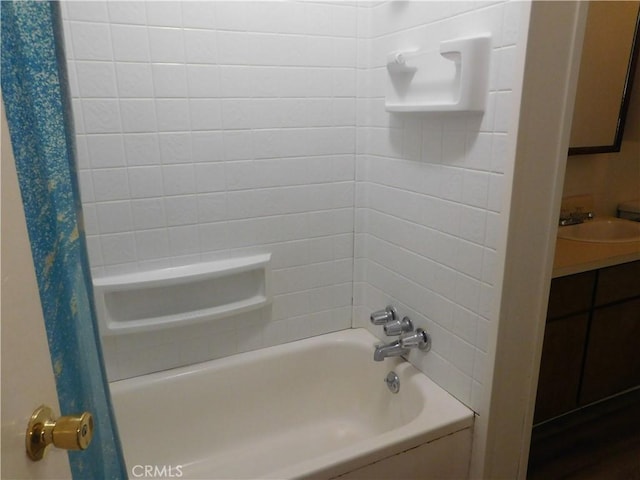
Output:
[[580, 298, 640, 405], [547, 271, 596, 319], [595, 260, 640, 306], [534, 314, 589, 423]]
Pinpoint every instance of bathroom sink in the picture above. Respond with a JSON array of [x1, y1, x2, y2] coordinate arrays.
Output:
[[558, 217, 640, 243]]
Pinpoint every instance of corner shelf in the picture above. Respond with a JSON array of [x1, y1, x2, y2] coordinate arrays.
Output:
[[385, 34, 492, 113]]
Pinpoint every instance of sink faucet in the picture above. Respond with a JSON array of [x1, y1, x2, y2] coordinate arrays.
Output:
[[559, 209, 594, 226], [373, 329, 431, 361]]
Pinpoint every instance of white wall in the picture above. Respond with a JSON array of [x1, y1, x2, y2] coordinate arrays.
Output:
[[482, 4, 587, 476], [61, 1, 357, 379], [563, 64, 640, 216], [353, 1, 529, 412]]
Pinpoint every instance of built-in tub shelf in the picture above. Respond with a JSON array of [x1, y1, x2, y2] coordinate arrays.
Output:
[[385, 34, 492, 113], [93, 254, 271, 336]]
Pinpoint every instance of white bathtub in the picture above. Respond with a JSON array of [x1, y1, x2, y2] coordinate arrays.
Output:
[[110, 328, 474, 479]]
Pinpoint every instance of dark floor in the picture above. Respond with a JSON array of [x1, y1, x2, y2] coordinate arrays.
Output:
[[527, 390, 640, 479]]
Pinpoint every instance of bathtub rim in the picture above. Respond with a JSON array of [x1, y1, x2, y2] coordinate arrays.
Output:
[[109, 327, 474, 479]]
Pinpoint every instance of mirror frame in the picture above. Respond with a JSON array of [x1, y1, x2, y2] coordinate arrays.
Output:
[[568, 8, 640, 156]]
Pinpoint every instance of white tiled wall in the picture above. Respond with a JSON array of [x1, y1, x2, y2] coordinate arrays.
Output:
[[61, 1, 357, 379], [353, 1, 528, 411], [62, 0, 529, 410]]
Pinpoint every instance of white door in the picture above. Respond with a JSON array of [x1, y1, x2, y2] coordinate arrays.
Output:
[[1, 101, 72, 478]]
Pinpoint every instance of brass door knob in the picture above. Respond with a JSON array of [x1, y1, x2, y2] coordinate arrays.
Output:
[[26, 405, 93, 461]]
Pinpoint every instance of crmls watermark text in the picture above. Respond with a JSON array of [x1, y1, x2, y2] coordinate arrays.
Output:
[[131, 465, 183, 478]]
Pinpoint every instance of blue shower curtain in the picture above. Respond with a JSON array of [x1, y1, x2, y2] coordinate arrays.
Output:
[[1, 2, 126, 478]]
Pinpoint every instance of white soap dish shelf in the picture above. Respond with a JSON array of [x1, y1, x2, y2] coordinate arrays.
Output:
[[385, 34, 492, 113], [93, 254, 271, 336]]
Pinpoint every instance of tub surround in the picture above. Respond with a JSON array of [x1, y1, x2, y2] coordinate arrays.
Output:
[[60, 3, 532, 476], [60, 0, 533, 425], [354, 0, 531, 415], [110, 329, 474, 480], [60, 1, 356, 372]]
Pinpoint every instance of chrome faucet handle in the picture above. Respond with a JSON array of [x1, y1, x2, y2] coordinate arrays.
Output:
[[370, 306, 398, 325], [400, 328, 431, 352], [559, 210, 595, 226], [383, 316, 413, 336]]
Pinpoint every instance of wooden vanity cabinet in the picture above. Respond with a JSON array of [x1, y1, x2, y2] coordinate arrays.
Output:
[[534, 271, 595, 424], [534, 313, 589, 423], [580, 260, 640, 405], [546, 271, 597, 318], [594, 261, 640, 305], [534, 260, 640, 424], [580, 298, 640, 404]]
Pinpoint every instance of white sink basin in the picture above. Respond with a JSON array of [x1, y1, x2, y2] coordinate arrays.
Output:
[[558, 217, 640, 243]]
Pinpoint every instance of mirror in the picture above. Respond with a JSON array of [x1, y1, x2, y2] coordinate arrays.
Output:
[[569, 1, 640, 155]]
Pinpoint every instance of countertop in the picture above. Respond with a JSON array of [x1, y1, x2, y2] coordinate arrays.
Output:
[[553, 238, 640, 278]]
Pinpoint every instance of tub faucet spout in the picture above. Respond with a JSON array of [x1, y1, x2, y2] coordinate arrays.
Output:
[[373, 328, 432, 361], [373, 340, 409, 361]]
